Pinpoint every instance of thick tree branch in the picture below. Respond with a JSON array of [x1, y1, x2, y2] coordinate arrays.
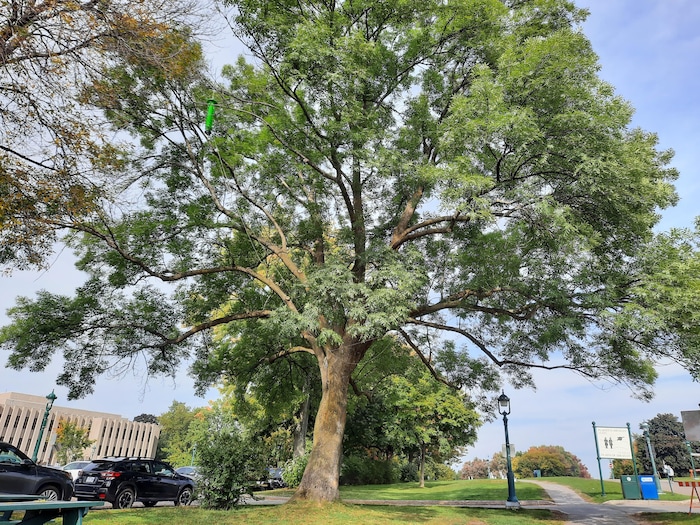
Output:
[[405, 318, 596, 377]]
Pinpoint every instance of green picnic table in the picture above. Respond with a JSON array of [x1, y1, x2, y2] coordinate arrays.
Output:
[[0, 498, 103, 525], [0, 495, 38, 522]]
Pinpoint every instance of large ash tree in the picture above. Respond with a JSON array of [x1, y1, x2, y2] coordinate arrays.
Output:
[[1, 0, 698, 503]]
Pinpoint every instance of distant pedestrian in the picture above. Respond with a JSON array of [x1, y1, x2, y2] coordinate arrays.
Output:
[[662, 463, 674, 481]]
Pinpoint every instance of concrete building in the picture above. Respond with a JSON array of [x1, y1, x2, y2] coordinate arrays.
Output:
[[0, 392, 160, 465]]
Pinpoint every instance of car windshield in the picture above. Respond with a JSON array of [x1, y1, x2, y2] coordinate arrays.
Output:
[[0, 445, 24, 464], [63, 461, 88, 469], [83, 461, 118, 471]]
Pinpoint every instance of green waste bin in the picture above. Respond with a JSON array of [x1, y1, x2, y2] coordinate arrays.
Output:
[[620, 475, 641, 499]]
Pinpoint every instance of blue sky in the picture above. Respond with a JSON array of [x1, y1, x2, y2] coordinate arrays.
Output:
[[1, 0, 699, 478]]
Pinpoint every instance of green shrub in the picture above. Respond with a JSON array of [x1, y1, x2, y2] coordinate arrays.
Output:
[[282, 452, 309, 488], [340, 455, 399, 485], [428, 462, 457, 481], [399, 461, 419, 482], [195, 428, 266, 509]]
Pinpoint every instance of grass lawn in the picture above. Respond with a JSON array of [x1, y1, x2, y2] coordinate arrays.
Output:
[[636, 515, 700, 524], [264, 478, 551, 501], [79, 503, 564, 525], [337, 478, 550, 501], [26, 477, 698, 524]]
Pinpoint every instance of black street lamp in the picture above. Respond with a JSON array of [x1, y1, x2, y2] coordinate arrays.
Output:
[[498, 391, 520, 509], [32, 390, 57, 462]]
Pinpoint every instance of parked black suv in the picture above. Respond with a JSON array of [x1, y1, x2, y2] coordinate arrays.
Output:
[[0, 441, 74, 500], [74, 457, 194, 509]]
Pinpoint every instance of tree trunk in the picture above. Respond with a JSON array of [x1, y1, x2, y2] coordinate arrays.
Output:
[[291, 344, 361, 502], [293, 378, 311, 458], [419, 444, 426, 488]]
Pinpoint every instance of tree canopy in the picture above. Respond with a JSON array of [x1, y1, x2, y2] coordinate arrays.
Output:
[[1, 0, 698, 503], [512, 445, 589, 478], [635, 413, 694, 477], [0, 0, 208, 268]]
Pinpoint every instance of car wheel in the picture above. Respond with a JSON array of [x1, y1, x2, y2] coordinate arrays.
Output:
[[143, 501, 157, 507], [114, 487, 136, 509], [175, 487, 193, 506], [38, 485, 60, 501]]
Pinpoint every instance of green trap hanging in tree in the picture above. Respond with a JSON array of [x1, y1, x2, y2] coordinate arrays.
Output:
[[205, 99, 217, 134]]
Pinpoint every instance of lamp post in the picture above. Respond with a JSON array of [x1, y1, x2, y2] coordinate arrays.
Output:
[[640, 422, 662, 493], [32, 390, 57, 462], [498, 391, 520, 509]]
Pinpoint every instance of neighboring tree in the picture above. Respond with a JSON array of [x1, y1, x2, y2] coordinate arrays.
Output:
[[635, 413, 694, 477], [512, 445, 589, 478], [157, 401, 198, 465], [383, 367, 480, 487], [54, 419, 94, 464], [489, 452, 507, 479], [1, 0, 698, 504], [611, 459, 635, 479], [133, 413, 159, 424], [460, 458, 490, 480], [341, 341, 480, 486]]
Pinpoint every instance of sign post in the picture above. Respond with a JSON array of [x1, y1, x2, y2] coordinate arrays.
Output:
[[592, 422, 637, 496]]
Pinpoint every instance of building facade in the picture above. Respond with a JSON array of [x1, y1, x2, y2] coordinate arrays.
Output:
[[0, 392, 160, 464]]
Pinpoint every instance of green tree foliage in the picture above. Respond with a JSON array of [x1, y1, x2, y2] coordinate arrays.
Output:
[[512, 445, 589, 478], [611, 459, 635, 479], [133, 413, 159, 424], [1, 0, 697, 503], [195, 427, 267, 509], [635, 413, 694, 477], [54, 419, 94, 464], [0, 0, 208, 269], [342, 341, 479, 486], [383, 367, 479, 487], [157, 401, 197, 465]]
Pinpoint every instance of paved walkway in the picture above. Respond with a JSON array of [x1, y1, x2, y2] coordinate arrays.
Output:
[[525, 480, 693, 524]]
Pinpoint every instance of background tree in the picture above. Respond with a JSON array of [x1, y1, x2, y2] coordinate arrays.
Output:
[[54, 419, 93, 464], [383, 364, 479, 487], [195, 426, 267, 509], [0, 0, 697, 504], [489, 452, 507, 479], [133, 413, 159, 424], [635, 413, 693, 477], [512, 445, 589, 478], [157, 401, 197, 465], [611, 459, 635, 479], [342, 340, 479, 486], [460, 458, 490, 480]]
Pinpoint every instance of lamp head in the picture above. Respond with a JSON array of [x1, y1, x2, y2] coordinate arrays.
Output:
[[46, 390, 57, 405], [497, 391, 511, 416]]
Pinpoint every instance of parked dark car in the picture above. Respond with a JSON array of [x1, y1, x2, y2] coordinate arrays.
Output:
[[0, 441, 74, 500], [74, 457, 194, 509]]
